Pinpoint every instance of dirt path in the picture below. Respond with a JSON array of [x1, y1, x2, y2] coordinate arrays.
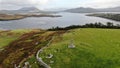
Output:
[[36, 36, 54, 68]]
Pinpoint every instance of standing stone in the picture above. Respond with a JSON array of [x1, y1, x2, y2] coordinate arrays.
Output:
[[68, 39, 75, 48]]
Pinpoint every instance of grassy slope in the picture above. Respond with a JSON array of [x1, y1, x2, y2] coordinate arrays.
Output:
[[0, 29, 65, 68], [40, 28, 120, 68], [1, 28, 120, 68], [0, 29, 47, 67], [0, 29, 34, 48]]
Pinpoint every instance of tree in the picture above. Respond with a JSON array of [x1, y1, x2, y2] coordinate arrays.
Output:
[[106, 22, 113, 28]]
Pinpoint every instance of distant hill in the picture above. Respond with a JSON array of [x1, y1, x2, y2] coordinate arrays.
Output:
[[98, 6, 120, 12], [65, 7, 98, 13], [64, 6, 120, 13], [0, 7, 43, 14], [18, 7, 40, 13], [1, 6, 120, 14]]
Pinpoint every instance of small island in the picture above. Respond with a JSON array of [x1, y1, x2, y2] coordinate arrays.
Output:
[[87, 13, 120, 21], [0, 14, 62, 21]]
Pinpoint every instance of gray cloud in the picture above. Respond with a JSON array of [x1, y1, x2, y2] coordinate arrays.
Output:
[[79, 0, 120, 8], [0, 0, 120, 10], [0, 0, 50, 10]]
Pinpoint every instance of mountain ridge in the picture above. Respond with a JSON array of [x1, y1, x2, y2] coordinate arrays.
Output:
[[0, 7, 42, 14], [64, 6, 120, 13]]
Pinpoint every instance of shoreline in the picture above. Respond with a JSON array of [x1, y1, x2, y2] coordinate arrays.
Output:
[[87, 13, 120, 21], [0, 14, 62, 21]]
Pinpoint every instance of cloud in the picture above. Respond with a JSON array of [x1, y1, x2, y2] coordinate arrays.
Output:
[[1, 0, 50, 5], [0, 0, 51, 10], [0, 0, 120, 10], [28, 0, 49, 5], [79, 0, 120, 8]]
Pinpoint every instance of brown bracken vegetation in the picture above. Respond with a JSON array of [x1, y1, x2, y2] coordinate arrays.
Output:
[[0, 30, 66, 68]]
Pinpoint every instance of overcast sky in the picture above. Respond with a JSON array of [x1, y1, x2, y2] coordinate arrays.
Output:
[[0, 0, 120, 10]]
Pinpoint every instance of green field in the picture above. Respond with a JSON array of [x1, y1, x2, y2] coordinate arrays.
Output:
[[0, 29, 35, 48], [40, 28, 120, 68], [0, 29, 62, 68], [1, 28, 120, 68]]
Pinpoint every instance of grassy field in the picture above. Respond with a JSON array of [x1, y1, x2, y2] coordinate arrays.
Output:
[[40, 28, 120, 68], [0, 29, 46, 67], [0, 29, 34, 48], [1, 28, 120, 68], [0, 29, 65, 68]]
